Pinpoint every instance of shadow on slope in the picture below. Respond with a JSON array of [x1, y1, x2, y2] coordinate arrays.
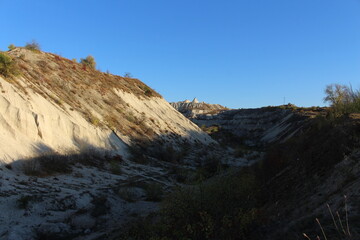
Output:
[[5, 142, 123, 177], [112, 115, 360, 240], [250, 115, 360, 239]]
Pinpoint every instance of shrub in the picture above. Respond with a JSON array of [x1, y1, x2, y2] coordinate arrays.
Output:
[[0, 52, 19, 78], [127, 143, 149, 164], [145, 183, 163, 202], [324, 84, 360, 117], [144, 87, 153, 97], [109, 160, 122, 175], [8, 44, 15, 51], [124, 72, 132, 78], [156, 173, 260, 239], [17, 195, 33, 209], [80, 55, 96, 69], [194, 157, 222, 182], [118, 187, 137, 202], [91, 195, 109, 217], [149, 144, 185, 163], [25, 40, 41, 51], [22, 154, 72, 176], [117, 172, 260, 240], [89, 115, 100, 126]]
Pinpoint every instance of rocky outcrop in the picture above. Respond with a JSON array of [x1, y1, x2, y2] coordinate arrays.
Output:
[[170, 98, 228, 118]]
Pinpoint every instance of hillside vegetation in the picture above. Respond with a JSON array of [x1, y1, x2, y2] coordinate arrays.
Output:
[[115, 102, 360, 240], [324, 83, 360, 118], [2, 47, 162, 139]]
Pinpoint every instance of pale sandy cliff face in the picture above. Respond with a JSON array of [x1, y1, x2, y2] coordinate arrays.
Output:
[[0, 48, 213, 163], [0, 48, 216, 239]]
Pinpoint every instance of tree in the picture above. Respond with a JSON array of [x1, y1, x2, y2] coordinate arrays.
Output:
[[323, 84, 350, 106], [324, 84, 360, 116], [124, 72, 132, 78], [80, 55, 96, 69]]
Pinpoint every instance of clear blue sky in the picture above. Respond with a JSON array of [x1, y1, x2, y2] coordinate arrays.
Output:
[[1, 0, 359, 108]]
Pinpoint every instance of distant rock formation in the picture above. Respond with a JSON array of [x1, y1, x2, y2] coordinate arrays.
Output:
[[173, 98, 326, 146], [170, 98, 229, 118]]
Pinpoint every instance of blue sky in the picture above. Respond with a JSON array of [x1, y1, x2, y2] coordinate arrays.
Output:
[[1, 0, 359, 108]]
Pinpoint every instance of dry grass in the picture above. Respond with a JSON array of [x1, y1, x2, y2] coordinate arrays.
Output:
[[3, 48, 161, 140], [303, 196, 352, 240]]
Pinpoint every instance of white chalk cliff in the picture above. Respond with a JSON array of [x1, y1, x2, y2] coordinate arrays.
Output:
[[0, 48, 212, 162]]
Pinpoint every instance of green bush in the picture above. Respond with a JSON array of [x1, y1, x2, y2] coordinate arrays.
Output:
[[158, 173, 259, 240], [80, 55, 96, 69], [145, 88, 153, 97], [145, 183, 163, 202], [127, 143, 149, 164], [324, 84, 360, 117], [8, 44, 15, 51], [22, 154, 72, 176], [118, 172, 261, 240], [0, 52, 19, 78], [25, 40, 41, 51]]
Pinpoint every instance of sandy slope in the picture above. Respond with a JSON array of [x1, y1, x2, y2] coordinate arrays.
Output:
[[0, 48, 215, 239], [0, 48, 213, 162]]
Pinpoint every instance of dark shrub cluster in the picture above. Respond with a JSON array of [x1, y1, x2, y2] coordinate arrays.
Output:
[[25, 40, 41, 52], [118, 172, 261, 240], [80, 55, 96, 69]]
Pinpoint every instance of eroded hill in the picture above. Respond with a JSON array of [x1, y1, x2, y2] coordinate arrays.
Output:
[[0, 48, 218, 239], [0, 48, 213, 161]]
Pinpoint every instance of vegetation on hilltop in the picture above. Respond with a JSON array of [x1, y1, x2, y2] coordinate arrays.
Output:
[[25, 40, 41, 52], [1, 47, 161, 140], [0, 52, 19, 78], [80, 55, 96, 69], [324, 84, 360, 117], [8, 44, 16, 51]]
